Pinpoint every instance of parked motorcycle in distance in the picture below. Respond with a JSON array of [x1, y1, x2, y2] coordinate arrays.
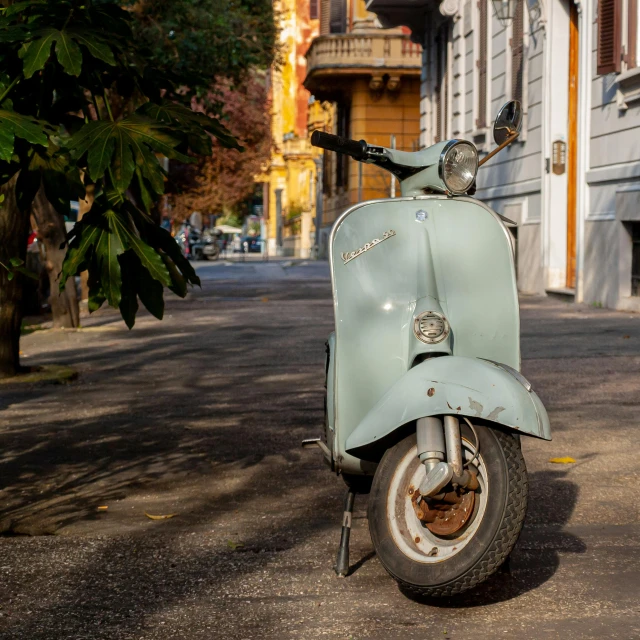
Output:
[[175, 222, 221, 261], [303, 101, 550, 597]]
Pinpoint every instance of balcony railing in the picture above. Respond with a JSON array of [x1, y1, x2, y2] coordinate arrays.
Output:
[[306, 33, 422, 79]]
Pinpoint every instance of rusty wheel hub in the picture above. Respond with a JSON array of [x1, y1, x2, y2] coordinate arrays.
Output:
[[410, 486, 476, 536]]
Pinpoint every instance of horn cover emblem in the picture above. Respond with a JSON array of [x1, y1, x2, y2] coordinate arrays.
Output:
[[341, 229, 396, 265]]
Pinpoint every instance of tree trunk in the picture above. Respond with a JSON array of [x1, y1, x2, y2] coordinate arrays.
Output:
[[32, 188, 80, 329], [0, 174, 30, 378]]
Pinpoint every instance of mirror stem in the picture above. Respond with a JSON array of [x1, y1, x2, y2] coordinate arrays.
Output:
[[478, 132, 520, 167]]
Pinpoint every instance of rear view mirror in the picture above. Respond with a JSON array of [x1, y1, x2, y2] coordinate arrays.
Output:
[[493, 100, 523, 145]]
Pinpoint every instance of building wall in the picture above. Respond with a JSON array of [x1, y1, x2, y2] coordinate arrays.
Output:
[[263, 0, 320, 257], [320, 76, 422, 230], [409, 0, 640, 304], [582, 1, 640, 310]]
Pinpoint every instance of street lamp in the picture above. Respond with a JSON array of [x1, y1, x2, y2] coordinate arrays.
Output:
[[490, 0, 518, 25]]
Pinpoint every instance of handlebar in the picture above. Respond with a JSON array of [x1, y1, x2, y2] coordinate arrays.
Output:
[[311, 131, 368, 161]]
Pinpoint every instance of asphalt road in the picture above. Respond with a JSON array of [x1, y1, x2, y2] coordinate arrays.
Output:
[[0, 260, 639, 639]]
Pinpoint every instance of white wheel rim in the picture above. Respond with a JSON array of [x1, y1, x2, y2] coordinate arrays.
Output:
[[387, 437, 489, 564]]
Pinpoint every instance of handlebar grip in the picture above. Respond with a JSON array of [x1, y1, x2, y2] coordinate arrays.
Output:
[[311, 130, 368, 160]]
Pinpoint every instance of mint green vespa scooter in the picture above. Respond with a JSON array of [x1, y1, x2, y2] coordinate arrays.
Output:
[[304, 101, 550, 597]]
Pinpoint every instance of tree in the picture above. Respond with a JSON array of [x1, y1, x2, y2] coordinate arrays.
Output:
[[124, 0, 278, 103], [0, 0, 244, 378], [169, 78, 271, 221]]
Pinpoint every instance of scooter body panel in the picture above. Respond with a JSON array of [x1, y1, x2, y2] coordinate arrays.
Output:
[[328, 195, 526, 475], [344, 355, 551, 462]]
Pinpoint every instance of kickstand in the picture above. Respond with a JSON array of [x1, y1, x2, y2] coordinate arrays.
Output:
[[334, 489, 356, 577]]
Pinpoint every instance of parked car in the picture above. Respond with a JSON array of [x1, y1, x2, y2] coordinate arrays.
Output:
[[241, 236, 262, 253]]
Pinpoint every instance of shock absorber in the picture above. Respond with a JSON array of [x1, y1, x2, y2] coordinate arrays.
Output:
[[417, 415, 476, 497]]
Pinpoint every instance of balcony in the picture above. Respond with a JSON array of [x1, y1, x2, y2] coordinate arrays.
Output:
[[304, 33, 422, 99]]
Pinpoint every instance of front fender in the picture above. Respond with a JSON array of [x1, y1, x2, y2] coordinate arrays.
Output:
[[345, 356, 550, 459]]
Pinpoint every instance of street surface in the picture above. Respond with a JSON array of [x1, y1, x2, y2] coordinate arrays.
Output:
[[1, 259, 639, 639]]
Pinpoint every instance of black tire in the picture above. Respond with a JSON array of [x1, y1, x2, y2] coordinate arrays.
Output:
[[368, 424, 527, 597]]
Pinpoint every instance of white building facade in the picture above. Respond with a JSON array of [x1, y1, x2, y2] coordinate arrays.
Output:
[[368, 0, 640, 309]]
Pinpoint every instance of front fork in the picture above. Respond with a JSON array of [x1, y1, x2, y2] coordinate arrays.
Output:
[[416, 416, 477, 497]]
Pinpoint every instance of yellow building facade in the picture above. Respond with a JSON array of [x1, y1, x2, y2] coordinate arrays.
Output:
[[304, 0, 423, 257], [262, 0, 321, 258], [263, 0, 422, 258]]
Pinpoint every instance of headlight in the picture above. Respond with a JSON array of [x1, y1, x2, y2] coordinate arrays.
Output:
[[414, 311, 449, 344], [440, 141, 478, 195]]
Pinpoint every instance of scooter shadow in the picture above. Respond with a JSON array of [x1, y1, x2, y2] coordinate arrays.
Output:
[[400, 469, 586, 606]]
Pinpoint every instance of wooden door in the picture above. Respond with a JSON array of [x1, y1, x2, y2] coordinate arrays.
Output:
[[566, 1, 579, 289]]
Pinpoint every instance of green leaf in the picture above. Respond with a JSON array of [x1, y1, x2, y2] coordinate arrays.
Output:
[[96, 230, 124, 307], [20, 30, 56, 78], [139, 101, 242, 151], [67, 30, 116, 66], [9, 257, 23, 267], [111, 127, 135, 193], [7, 270, 13, 281], [0, 126, 13, 162], [87, 130, 115, 183], [4, 1, 47, 17], [68, 118, 188, 195], [145, 224, 200, 287], [13, 265, 39, 280], [87, 270, 106, 313], [160, 251, 188, 298], [117, 251, 139, 328], [135, 262, 164, 320], [0, 26, 29, 44], [0, 110, 50, 160], [55, 31, 82, 76], [61, 222, 102, 284], [108, 211, 171, 287]]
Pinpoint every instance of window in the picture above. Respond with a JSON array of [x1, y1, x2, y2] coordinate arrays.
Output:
[[511, 0, 525, 104], [632, 223, 640, 296], [310, 0, 319, 20], [596, 0, 638, 73], [329, 0, 346, 34], [476, 0, 488, 129], [597, 0, 622, 74], [628, 0, 638, 68]]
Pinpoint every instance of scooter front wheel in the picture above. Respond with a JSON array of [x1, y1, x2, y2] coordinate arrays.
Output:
[[368, 424, 527, 597]]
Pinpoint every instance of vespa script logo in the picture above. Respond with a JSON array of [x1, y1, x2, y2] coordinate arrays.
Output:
[[341, 229, 396, 265]]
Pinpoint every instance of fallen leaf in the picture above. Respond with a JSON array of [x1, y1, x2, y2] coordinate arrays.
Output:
[[549, 456, 576, 464], [227, 540, 245, 550], [261, 297, 269, 302], [623, 335, 631, 339], [97, 505, 108, 511], [144, 512, 178, 520]]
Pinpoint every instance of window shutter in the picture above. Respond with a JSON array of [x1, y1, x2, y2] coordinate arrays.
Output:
[[597, 0, 622, 74], [477, 0, 488, 128], [320, 0, 330, 35], [310, 0, 319, 20], [628, 0, 638, 69], [329, 0, 346, 34], [511, 0, 524, 103]]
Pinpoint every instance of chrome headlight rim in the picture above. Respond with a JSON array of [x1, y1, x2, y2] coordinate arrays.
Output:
[[438, 139, 479, 196], [413, 311, 450, 345]]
